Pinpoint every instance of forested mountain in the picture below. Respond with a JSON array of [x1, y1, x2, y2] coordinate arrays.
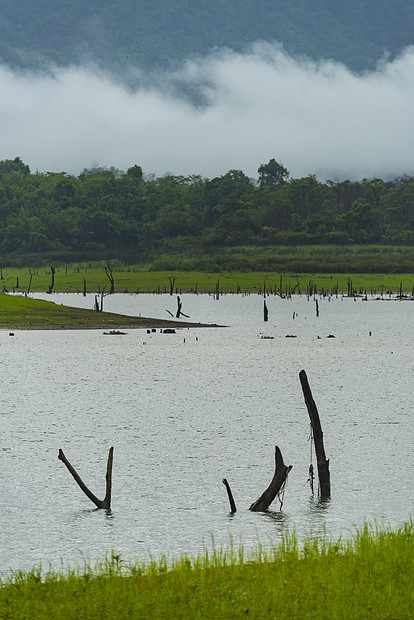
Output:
[[1, 0, 414, 74], [1, 157, 414, 263]]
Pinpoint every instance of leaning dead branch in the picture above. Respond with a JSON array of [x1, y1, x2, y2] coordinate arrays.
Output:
[[58, 446, 114, 509], [249, 446, 292, 511]]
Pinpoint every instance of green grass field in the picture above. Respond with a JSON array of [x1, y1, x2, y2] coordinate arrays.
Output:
[[0, 520, 412, 619], [0, 293, 213, 330], [2, 262, 414, 296]]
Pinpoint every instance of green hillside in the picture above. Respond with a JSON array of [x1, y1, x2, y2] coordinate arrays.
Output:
[[0, 0, 413, 73]]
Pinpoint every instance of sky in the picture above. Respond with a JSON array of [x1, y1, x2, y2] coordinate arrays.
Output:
[[1, 41, 414, 181]]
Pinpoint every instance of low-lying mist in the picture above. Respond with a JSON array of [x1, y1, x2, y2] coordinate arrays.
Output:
[[1, 42, 414, 181]]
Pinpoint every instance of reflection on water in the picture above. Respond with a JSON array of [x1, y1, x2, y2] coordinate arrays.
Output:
[[0, 293, 413, 573]]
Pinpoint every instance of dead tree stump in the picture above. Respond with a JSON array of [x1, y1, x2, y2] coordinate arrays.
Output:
[[299, 369, 331, 498], [249, 446, 292, 511], [58, 447, 114, 509]]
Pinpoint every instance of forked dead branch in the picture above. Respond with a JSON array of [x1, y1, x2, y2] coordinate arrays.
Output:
[[223, 446, 293, 513], [58, 447, 114, 510]]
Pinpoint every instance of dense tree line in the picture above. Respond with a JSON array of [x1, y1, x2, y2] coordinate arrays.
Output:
[[1, 157, 414, 259]]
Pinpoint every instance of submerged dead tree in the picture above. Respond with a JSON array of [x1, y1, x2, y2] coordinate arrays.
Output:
[[299, 369, 331, 498], [58, 446, 114, 509], [249, 446, 292, 511], [175, 295, 190, 318]]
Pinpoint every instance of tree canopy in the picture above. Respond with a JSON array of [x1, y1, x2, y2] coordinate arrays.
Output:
[[0, 157, 413, 261]]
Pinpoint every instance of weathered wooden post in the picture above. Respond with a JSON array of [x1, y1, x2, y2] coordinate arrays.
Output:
[[264, 299, 269, 321], [299, 370, 331, 498], [58, 446, 114, 509], [249, 446, 292, 511]]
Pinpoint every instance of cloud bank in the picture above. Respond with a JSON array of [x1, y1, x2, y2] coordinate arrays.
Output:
[[1, 42, 414, 181]]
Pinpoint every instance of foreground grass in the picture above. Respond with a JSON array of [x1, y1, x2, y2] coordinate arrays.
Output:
[[1, 521, 412, 619], [0, 293, 210, 330]]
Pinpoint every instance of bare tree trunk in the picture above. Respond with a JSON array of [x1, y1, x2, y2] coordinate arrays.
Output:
[[264, 299, 269, 321], [47, 267, 55, 294], [105, 264, 115, 294], [83, 278, 87, 296], [222, 478, 237, 513], [299, 369, 331, 498], [58, 447, 114, 509], [169, 276, 176, 295], [176, 295, 190, 318], [249, 446, 292, 511]]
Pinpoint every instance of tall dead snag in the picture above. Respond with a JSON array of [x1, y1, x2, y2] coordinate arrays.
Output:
[[222, 478, 237, 513], [175, 295, 190, 318], [105, 264, 115, 294], [249, 446, 292, 511], [58, 447, 114, 509], [47, 267, 55, 294], [264, 299, 269, 322], [299, 369, 331, 498], [168, 275, 176, 295]]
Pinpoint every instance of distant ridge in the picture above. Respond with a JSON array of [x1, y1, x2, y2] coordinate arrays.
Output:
[[0, 0, 413, 74]]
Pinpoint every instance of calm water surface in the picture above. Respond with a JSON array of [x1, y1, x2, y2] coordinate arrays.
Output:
[[0, 292, 413, 574]]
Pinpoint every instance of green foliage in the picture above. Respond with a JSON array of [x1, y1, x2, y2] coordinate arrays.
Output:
[[2, 158, 414, 266]]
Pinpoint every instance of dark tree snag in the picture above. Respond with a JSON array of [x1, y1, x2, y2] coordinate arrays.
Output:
[[27, 270, 33, 295], [175, 295, 190, 318], [58, 447, 114, 509], [222, 478, 237, 513], [176, 295, 182, 318], [264, 299, 269, 322], [83, 278, 87, 296], [169, 276, 176, 295], [105, 264, 115, 294], [249, 446, 293, 512], [299, 369, 331, 498], [47, 267, 55, 294]]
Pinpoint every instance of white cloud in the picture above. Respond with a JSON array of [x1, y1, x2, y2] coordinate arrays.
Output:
[[1, 43, 414, 180]]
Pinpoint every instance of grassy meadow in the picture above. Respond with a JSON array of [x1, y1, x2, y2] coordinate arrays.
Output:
[[0, 520, 412, 619], [0, 293, 211, 329], [2, 262, 414, 296], [2, 244, 414, 295]]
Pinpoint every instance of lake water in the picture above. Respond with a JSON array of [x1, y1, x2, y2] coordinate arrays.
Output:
[[0, 292, 413, 574]]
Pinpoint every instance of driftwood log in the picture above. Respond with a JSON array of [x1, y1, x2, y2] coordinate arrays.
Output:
[[58, 446, 114, 509], [299, 369, 331, 498], [249, 446, 292, 511]]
